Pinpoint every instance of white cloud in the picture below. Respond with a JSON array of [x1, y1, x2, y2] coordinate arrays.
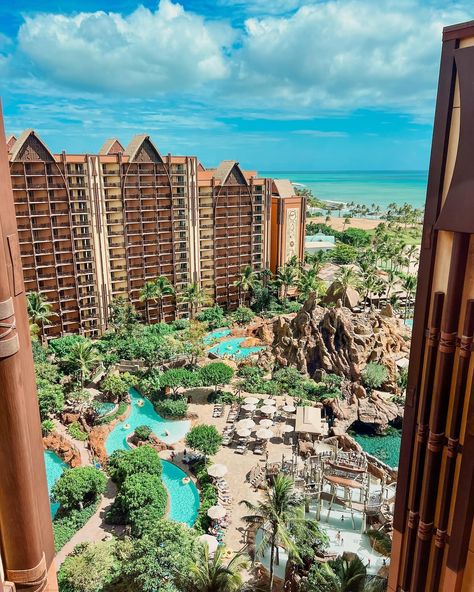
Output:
[[18, 0, 234, 94], [229, 0, 470, 115], [12, 0, 472, 120]]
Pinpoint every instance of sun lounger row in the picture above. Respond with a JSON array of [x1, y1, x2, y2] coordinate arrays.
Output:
[[226, 404, 240, 423], [222, 427, 235, 446], [235, 436, 250, 455], [253, 439, 268, 455]]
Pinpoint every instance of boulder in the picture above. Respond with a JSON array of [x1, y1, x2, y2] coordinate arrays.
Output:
[[323, 282, 361, 309], [43, 432, 81, 467], [380, 303, 394, 317]]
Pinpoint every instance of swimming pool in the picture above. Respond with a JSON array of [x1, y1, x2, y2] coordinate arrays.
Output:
[[208, 337, 264, 359], [204, 328, 232, 344], [105, 388, 190, 455], [161, 460, 200, 526], [96, 402, 116, 417], [44, 450, 67, 517]]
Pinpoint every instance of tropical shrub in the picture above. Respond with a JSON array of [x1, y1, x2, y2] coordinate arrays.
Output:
[[113, 473, 167, 536], [37, 380, 65, 420], [196, 305, 229, 330], [67, 421, 88, 441], [137, 369, 161, 399], [160, 368, 200, 396], [185, 424, 222, 458], [53, 503, 99, 552], [232, 306, 255, 325], [120, 520, 198, 592], [170, 318, 189, 331], [329, 243, 358, 264], [362, 363, 389, 390], [108, 446, 162, 486], [155, 397, 188, 418], [51, 467, 106, 511], [134, 425, 152, 441], [58, 540, 122, 592], [101, 371, 136, 401], [339, 227, 371, 247], [95, 401, 127, 426], [199, 362, 234, 392], [41, 419, 55, 435]]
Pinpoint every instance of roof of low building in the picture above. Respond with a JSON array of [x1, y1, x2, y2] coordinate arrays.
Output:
[[295, 406, 328, 435], [273, 179, 296, 198]]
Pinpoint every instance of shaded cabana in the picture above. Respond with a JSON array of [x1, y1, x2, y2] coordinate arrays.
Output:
[[295, 406, 329, 439]]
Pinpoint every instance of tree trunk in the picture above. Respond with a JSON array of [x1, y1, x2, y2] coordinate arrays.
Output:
[[145, 299, 150, 324], [269, 534, 276, 591], [158, 298, 163, 322]]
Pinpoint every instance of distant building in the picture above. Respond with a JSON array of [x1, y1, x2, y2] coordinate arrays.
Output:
[[305, 233, 336, 253], [6, 132, 305, 337]]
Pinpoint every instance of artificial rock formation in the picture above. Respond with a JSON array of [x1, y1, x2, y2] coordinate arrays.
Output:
[[267, 295, 410, 384], [43, 433, 81, 468]]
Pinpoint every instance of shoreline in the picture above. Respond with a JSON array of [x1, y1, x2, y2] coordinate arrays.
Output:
[[308, 214, 385, 232]]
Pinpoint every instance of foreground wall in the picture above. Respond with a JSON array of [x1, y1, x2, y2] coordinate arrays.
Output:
[[389, 20, 474, 592]]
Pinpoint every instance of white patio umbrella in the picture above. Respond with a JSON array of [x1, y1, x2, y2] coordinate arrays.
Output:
[[198, 534, 219, 553], [208, 505, 227, 520], [236, 418, 255, 430], [282, 405, 296, 413], [242, 404, 257, 412], [255, 428, 273, 440], [244, 396, 259, 405], [208, 463, 228, 478], [259, 418, 273, 428], [282, 424, 294, 433], [260, 405, 276, 415], [237, 428, 252, 438], [265, 398, 277, 406]]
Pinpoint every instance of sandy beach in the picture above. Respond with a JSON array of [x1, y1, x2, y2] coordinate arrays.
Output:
[[308, 215, 384, 231]]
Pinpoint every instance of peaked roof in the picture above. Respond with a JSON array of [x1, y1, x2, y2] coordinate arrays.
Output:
[[99, 138, 124, 155], [273, 179, 296, 198], [124, 134, 163, 163], [6, 135, 17, 151], [213, 160, 248, 186], [9, 129, 55, 162]]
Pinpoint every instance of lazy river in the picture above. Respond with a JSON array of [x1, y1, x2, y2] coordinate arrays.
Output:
[[105, 389, 199, 526], [105, 388, 190, 455], [44, 450, 67, 517]]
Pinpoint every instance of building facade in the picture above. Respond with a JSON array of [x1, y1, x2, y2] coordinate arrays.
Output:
[[389, 21, 474, 592], [6, 131, 305, 338]]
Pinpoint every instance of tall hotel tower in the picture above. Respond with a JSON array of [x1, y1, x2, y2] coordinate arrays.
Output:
[[389, 21, 474, 592], [6, 132, 305, 338]]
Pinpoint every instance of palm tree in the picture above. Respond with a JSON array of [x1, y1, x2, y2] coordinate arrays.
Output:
[[26, 291, 57, 342], [153, 275, 175, 322], [310, 557, 375, 592], [335, 267, 361, 307], [234, 265, 257, 305], [401, 274, 417, 321], [241, 473, 307, 591], [298, 268, 325, 302], [139, 281, 158, 324], [65, 340, 103, 388], [179, 283, 209, 319], [276, 265, 299, 301], [187, 545, 249, 592]]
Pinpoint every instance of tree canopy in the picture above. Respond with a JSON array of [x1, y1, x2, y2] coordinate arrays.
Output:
[[185, 424, 222, 458]]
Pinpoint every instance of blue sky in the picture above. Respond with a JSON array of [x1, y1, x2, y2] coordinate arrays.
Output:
[[0, 0, 471, 170]]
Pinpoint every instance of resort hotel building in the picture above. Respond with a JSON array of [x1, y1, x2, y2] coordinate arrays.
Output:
[[5, 131, 305, 338]]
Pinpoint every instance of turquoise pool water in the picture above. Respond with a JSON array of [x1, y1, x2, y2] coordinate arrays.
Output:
[[405, 318, 413, 328], [204, 328, 232, 344], [209, 337, 264, 359], [105, 389, 190, 455], [161, 460, 200, 526], [44, 450, 67, 517], [96, 402, 116, 417]]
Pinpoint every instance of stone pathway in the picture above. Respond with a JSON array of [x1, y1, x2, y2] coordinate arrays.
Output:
[[54, 420, 92, 466], [55, 479, 122, 566]]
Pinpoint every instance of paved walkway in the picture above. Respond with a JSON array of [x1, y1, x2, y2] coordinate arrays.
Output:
[[55, 479, 122, 566]]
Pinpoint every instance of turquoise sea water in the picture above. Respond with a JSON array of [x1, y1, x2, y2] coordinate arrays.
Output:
[[105, 388, 190, 455], [44, 450, 67, 517], [262, 171, 428, 210], [161, 460, 200, 526]]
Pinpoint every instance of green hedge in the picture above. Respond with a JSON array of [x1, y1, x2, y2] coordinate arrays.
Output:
[[154, 397, 188, 418], [53, 502, 99, 551], [192, 460, 218, 534]]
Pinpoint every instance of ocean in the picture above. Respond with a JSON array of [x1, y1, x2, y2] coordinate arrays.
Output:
[[261, 171, 428, 210]]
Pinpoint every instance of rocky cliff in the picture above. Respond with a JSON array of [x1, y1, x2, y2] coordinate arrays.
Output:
[[261, 295, 410, 385]]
